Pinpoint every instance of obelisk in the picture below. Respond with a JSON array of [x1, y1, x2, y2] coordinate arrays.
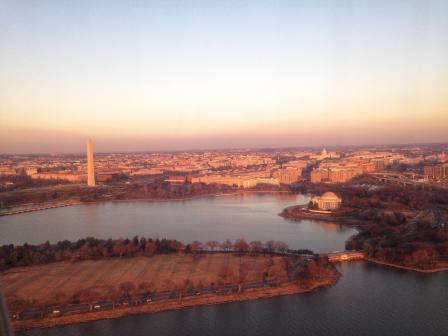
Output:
[[87, 138, 95, 187]]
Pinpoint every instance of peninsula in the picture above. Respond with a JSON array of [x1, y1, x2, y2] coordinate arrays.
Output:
[[0, 237, 340, 331]]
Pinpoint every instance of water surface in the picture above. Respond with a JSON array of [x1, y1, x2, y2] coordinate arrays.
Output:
[[0, 193, 355, 252]]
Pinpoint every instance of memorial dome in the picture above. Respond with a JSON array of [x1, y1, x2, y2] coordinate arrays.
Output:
[[320, 192, 340, 200]]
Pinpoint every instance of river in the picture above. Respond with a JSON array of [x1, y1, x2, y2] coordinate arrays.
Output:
[[1, 193, 446, 336]]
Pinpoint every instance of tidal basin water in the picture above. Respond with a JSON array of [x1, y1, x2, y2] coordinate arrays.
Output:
[[2, 193, 447, 336], [0, 193, 355, 252]]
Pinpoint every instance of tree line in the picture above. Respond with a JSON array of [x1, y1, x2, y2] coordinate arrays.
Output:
[[0, 237, 315, 271]]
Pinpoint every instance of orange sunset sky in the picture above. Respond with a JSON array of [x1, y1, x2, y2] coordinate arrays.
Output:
[[1, 0, 447, 153]]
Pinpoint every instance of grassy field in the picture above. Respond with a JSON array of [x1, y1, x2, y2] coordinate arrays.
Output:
[[1, 253, 288, 307]]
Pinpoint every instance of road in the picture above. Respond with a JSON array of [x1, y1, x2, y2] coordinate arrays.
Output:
[[12, 280, 276, 321]]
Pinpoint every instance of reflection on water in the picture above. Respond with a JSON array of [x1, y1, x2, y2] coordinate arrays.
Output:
[[0, 193, 357, 252], [316, 221, 340, 232], [312, 221, 353, 234], [85, 204, 99, 237]]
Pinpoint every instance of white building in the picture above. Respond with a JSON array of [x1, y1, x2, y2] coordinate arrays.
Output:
[[312, 192, 342, 211]]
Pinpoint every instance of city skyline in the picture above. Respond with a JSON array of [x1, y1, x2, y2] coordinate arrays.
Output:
[[1, 0, 448, 153], [0, 137, 447, 156]]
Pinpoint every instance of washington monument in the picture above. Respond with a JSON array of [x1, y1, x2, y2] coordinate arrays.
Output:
[[87, 139, 95, 187]]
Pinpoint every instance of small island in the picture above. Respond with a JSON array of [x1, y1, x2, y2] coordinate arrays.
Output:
[[281, 176, 448, 272], [0, 237, 340, 331]]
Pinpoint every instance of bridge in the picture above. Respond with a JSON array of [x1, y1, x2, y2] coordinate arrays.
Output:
[[369, 172, 422, 187], [369, 172, 448, 191], [325, 251, 365, 263]]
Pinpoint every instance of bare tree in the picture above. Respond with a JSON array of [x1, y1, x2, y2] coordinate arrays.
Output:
[[190, 241, 203, 253], [222, 239, 233, 251], [265, 240, 275, 253], [112, 240, 126, 257], [206, 241, 220, 251], [249, 241, 263, 254], [138, 281, 154, 295], [274, 241, 289, 253], [172, 282, 184, 302], [119, 281, 135, 299], [170, 240, 185, 252], [106, 286, 121, 309], [234, 238, 249, 253], [145, 242, 157, 255]]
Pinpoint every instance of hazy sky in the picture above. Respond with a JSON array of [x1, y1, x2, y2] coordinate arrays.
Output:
[[1, 0, 447, 153]]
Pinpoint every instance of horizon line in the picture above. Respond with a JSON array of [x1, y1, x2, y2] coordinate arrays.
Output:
[[1, 141, 447, 156]]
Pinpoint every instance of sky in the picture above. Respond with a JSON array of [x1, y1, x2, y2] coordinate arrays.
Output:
[[0, 0, 447, 153]]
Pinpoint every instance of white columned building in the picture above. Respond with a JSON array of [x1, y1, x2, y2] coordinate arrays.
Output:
[[312, 192, 342, 211]]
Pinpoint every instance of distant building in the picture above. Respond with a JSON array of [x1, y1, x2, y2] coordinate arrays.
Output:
[[31, 172, 86, 182], [310, 169, 323, 183], [165, 175, 192, 184], [372, 159, 386, 171], [0, 167, 17, 176], [312, 192, 342, 211], [242, 177, 279, 188], [424, 164, 448, 180], [24, 167, 39, 176], [131, 168, 164, 175], [275, 167, 301, 184], [311, 168, 357, 183], [284, 160, 308, 170], [191, 174, 279, 188], [310, 159, 377, 183]]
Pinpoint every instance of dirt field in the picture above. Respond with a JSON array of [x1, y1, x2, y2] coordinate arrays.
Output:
[[1, 253, 288, 306]]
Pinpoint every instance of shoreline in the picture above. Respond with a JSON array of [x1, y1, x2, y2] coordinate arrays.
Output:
[[0, 190, 293, 217], [365, 258, 448, 273], [12, 278, 338, 331], [279, 205, 366, 228], [108, 189, 292, 203], [0, 201, 83, 217]]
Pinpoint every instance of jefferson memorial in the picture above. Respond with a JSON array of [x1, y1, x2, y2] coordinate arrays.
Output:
[[312, 192, 342, 211]]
